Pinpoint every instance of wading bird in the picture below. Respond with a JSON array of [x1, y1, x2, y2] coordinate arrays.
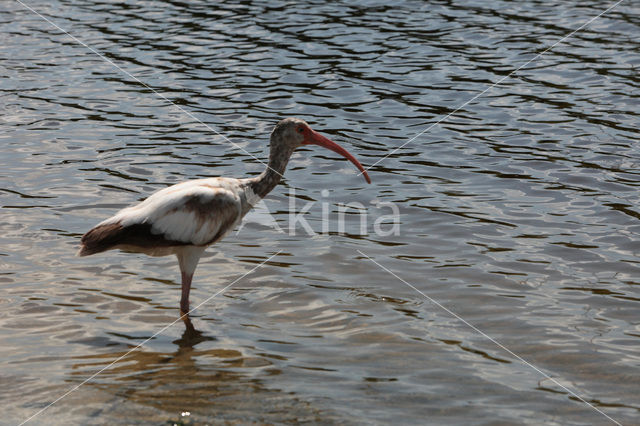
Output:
[[79, 118, 371, 322]]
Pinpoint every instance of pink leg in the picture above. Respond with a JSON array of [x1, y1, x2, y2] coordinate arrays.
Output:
[[180, 271, 193, 315], [176, 246, 204, 326]]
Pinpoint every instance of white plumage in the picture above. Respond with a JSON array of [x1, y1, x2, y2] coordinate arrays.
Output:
[[101, 178, 252, 248]]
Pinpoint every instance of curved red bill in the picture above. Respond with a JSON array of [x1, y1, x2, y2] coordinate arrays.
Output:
[[303, 130, 372, 184]]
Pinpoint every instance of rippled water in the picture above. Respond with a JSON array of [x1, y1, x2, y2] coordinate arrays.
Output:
[[2, 0, 639, 424]]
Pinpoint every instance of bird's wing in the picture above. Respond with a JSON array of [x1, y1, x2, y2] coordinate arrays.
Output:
[[111, 180, 243, 246]]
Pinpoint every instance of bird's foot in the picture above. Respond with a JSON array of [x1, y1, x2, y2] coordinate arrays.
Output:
[[182, 315, 195, 334], [179, 306, 195, 333]]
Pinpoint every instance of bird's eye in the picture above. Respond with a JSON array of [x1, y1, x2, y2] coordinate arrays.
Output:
[[297, 127, 304, 133]]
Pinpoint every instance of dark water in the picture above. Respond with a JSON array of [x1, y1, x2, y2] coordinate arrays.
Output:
[[2, 0, 639, 424]]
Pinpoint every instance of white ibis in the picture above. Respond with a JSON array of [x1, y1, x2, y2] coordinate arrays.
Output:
[[79, 118, 371, 320]]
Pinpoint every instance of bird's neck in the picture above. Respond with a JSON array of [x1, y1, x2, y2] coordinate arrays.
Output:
[[249, 143, 294, 199]]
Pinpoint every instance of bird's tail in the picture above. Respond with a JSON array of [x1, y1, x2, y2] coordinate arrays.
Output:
[[77, 245, 103, 257], [77, 222, 123, 257]]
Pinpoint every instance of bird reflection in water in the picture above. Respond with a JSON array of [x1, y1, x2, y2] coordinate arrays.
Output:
[[174, 318, 214, 348], [67, 327, 284, 423]]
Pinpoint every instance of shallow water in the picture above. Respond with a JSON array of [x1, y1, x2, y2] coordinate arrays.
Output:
[[1, 0, 639, 424]]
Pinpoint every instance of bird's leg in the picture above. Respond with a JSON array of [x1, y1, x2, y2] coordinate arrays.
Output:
[[180, 271, 193, 316], [176, 246, 205, 320]]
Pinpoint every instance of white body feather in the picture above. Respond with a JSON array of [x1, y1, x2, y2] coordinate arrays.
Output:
[[98, 177, 259, 248]]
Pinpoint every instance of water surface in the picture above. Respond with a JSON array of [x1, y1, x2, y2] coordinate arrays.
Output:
[[1, 0, 639, 424]]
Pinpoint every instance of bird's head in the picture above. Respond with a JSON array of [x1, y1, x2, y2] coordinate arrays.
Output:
[[271, 117, 371, 184]]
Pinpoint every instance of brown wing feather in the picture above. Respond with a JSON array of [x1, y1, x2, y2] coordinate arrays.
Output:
[[79, 191, 242, 256], [178, 195, 240, 246], [79, 179, 244, 257], [78, 222, 189, 257]]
